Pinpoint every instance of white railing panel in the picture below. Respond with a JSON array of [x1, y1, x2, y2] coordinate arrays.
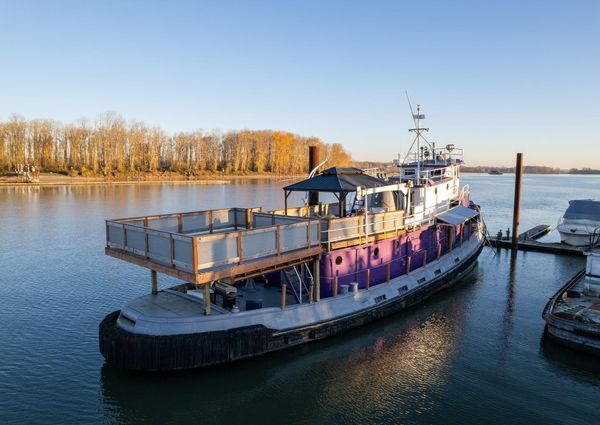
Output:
[[147, 232, 171, 263], [280, 224, 311, 252], [197, 235, 239, 268], [241, 229, 278, 259], [183, 212, 210, 233], [124, 226, 145, 255], [147, 216, 179, 233]]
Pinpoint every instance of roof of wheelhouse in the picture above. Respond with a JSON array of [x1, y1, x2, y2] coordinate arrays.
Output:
[[283, 166, 387, 193]]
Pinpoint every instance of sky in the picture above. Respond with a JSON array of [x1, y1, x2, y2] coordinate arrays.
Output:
[[1, 0, 599, 168]]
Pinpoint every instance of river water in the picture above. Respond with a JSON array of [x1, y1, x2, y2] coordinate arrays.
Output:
[[1, 175, 599, 424]]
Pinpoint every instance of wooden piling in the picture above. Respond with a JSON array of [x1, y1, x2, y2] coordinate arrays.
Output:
[[308, 283, 314, 303], [333, 276, 338, 297], [366, 268, 370, 290], [151, 270, 158, 295], [406, 256, 411, 274], [245, 208, 251, 229], [512, 153, 523, 250], [423, 250, 428, 266], [386, 263, 391, 282], [192, 236, 199, 273], [313, 257, 321, 302], [203, 282, 211, 315], [437, 244, 442, 260], [280, 284, 287, 309], [237, 231, 243, 264]]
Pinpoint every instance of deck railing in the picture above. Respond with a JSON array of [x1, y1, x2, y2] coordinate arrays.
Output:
[[106, 208, 321, 275], [320, 187, 470, 249]]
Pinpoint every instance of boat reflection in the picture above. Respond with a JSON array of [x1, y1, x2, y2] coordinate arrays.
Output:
[[100, 271, 476, 424], [539, 335, 600, 386]]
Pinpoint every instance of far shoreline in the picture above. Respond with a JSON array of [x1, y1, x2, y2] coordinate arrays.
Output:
[[0, 172, 303, 188]]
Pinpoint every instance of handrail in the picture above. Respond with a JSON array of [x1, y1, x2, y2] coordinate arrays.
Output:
[[106, 212, 321, 275], [319, 185, 471, 247], [109, 206, 262, 223]]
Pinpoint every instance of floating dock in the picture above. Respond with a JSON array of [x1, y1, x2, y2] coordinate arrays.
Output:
[[488, 224, 585, 256]]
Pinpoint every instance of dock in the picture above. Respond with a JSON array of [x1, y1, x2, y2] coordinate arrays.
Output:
[[518, 224, 552, 240], [488, 224, 585, 256]]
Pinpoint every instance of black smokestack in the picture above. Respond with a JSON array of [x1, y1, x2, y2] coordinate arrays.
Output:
[[308, 145, 319, 206]]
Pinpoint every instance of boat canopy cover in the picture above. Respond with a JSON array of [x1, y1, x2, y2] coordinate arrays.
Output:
[[436, 205, 479, 226], [564, 200, 600, 221], [283, 167, 387, 193]]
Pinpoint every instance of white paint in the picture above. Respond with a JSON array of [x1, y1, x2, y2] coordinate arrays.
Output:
[[119, 228, 484, 336]]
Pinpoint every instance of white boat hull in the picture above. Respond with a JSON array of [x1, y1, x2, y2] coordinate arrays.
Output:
[[557, 219, 600, 247], [558, 230, 593, 247]]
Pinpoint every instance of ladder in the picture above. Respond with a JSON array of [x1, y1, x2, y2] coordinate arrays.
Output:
[[283, 263, 313, 304]]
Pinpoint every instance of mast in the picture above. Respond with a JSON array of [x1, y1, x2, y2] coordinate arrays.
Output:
[[409, 105, 428, 184]]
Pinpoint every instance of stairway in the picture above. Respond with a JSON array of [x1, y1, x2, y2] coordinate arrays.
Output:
[[282, 264, 313, 304]]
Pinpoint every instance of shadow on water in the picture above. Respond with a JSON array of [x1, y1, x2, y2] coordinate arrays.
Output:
[[539, 331, 600, 386], [100, 267, 480, 424]]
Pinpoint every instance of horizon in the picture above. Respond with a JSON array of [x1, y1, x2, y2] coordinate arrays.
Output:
[[1, 0, 599, 168]]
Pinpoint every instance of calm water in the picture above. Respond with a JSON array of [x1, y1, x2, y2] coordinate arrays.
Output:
[[1, 175, 600, 425]]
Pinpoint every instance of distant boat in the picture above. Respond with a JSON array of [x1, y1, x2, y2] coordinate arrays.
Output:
[[488, 170, 503, 175], [543, 251, 600, 356], [557, 200, 600, 247]]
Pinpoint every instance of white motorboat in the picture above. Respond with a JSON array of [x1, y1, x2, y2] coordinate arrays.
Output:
[[557, 200, 600, 247]]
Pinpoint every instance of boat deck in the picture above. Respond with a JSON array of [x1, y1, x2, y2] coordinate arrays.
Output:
[[122, 282, 299, 321], [552, 277, 600, 325]]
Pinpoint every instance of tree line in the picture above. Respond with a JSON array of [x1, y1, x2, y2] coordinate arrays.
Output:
[[0, 113, 351, 176]]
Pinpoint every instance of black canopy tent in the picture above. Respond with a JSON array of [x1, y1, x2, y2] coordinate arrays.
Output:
[[282, 167, 387, 217]]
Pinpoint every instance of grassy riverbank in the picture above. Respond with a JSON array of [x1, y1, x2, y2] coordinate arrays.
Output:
[[0, 171, 300, 187]]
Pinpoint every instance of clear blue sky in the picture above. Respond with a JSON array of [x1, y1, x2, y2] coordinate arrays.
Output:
[[1, 0, 599, 168]]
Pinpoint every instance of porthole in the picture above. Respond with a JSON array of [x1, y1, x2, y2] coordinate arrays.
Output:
[[335, 256, 343, 265], [373, 247, 380, 257]]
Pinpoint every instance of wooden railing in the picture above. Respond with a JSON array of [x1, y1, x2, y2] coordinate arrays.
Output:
[[106, 208, 321, 275]]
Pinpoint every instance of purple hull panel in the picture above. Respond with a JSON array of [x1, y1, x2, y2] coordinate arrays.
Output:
[[319, 222, 473, 298]]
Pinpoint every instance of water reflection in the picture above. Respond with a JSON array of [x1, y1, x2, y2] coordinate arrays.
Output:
[[539, 336, 600, 387], [500, 249, 518, 358], [100, 276, 473, 424]]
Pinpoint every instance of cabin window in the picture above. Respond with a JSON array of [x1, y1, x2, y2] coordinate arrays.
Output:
[[398, 285, 408, 294], [373, 247, 380, 258], [417, 277, 426, 284], [454, 257, 460, 263], [434, 269, 442, 276], [335, 256, 343, 265], [374, 294, 387, 303]]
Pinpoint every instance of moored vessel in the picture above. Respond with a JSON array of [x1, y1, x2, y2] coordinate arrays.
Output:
[[99, 105, 485, 371], [543, 251, 600, 356], [557, 200, 600, 247]]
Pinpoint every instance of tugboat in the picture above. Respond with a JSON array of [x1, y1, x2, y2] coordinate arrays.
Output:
[[488, 169, 503, 175], [543, 251, 600, 356], [557, 200, 600, 247], [99, 105, 485, 371]]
